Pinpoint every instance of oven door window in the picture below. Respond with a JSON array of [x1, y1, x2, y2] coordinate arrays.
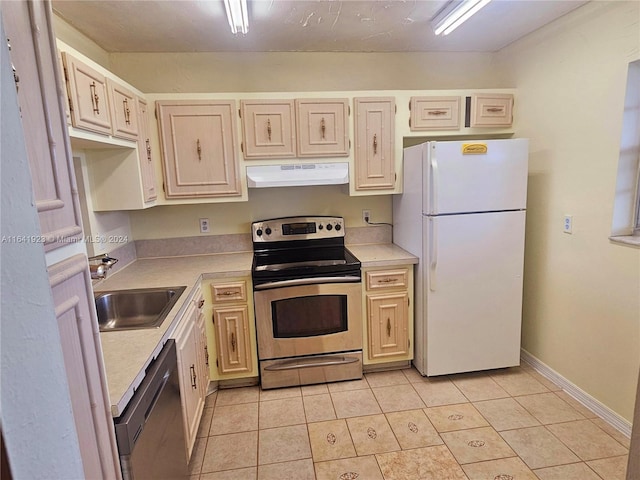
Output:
[[271, 295, 348, 338]]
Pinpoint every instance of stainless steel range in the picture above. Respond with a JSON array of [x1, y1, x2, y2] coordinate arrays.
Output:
[[252, 216, 363, 389]]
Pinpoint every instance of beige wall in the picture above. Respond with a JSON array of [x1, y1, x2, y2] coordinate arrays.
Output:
[[496, 1, 640, 421], [109, 51, 504, 93], [128, 185, 391, 239]]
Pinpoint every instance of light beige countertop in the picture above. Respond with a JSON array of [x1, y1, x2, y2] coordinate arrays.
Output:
[[96, 252, 253, 416], [347, 243, 418, 267], [96, 244, 415, 416]]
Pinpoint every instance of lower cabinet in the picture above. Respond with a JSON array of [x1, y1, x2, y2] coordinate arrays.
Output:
[[172, 287, 208, 461], [363, 266, 414, 365], [204, 277, 258, 381]]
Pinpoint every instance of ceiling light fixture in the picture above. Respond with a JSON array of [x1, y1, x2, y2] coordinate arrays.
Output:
[[431, 0, 492, 36], [223, 0, 248, 34]]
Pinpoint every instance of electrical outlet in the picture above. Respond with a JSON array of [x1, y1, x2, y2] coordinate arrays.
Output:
[[362, 210, 371, 224], [199, 218, 210, 233], [563, 215, 573, 234]]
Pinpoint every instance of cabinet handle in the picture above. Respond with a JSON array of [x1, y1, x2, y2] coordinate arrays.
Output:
[[123, 98, 131, 125], [221, 291, 235, 296], [204, 346, 209, 366], [198, 299, 205, 308], [320, 117, 326, 140], [196, 139, 202, 161], [487, 107, 504, 113], [428, 110, 447, 116], [190, 364, 197, 389], [379, 278, 398, 284], [373, 134, 377, 155], [146, 139, 152, 161], [230, 332, 236, 352], [90, 82, 100, 114], [386, 318, 391, 337], [267, 118, 272, 141]]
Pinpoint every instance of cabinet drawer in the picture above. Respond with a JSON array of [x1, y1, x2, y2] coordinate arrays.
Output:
[[366, 269, 409, 291], [410, 96, 460, 131], [210, 281, 247, 303]]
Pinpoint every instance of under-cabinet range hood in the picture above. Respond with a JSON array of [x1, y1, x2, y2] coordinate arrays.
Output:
[[246, 163, 349, 188]]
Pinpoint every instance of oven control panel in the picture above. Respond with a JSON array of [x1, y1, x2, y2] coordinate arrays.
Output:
[[252, 216, 345, 242]]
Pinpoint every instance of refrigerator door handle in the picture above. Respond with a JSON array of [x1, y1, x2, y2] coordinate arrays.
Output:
[[430, 146, 439, 215], [429, 217, 438, 291]]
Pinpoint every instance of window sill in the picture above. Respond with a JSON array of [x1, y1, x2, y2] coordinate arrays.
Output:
[[609, 235, 640, 248]]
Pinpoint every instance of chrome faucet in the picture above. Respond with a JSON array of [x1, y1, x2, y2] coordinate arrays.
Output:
[[88, 253, 118, 280]]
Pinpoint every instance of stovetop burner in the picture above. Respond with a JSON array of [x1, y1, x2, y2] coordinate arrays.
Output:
[[251, 216, 361, 285]]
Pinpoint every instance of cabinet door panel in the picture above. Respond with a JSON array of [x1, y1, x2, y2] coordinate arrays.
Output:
[[107, 78, 138, 140], [410, 96, 460, 131], [470, 93, 514, 127], [296, 98, 349, 157], [49, 255, 121, 479], [158, 101, 240, 198], [136, 98, 157, 202], [354, 97, 395, 190], [213, 305, 251, 374], [4, 1, 82, 251], [367, 292, 409, 359], [62, 52, 112, 135], [175, 307, 202, 459], [241, 100, 296, 159]]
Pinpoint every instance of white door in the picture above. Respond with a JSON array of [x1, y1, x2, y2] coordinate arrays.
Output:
[[423, 210, 526, 376], [424, 139, 529, 215]]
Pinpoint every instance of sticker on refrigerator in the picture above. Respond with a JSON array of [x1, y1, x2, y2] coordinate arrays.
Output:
[[462, 143, 488, 154]]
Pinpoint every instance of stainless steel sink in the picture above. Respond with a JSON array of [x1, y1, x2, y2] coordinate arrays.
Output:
[[95, 286, 187, 332]]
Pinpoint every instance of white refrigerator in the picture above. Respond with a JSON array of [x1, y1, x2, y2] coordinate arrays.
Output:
[[393, 138, 528, 376]]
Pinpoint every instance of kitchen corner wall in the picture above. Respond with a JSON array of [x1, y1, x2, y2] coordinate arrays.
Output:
[[496, 1, 640, 422]]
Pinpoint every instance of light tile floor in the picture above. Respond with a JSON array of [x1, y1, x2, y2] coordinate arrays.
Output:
[[188, 364, 630, 480]]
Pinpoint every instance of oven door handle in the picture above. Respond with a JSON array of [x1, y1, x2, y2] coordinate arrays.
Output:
[[264, 355, 360, 371], [254, 276, 361, 290]]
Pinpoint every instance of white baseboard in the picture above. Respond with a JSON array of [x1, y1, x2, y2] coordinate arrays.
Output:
[[520, 349, 632, 438]]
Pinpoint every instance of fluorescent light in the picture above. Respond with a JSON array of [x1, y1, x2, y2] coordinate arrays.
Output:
[[223, 0, 248, 34], [432, 0, 491, 36]]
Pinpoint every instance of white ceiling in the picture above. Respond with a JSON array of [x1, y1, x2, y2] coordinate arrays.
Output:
[[52, 0, 588, 53]]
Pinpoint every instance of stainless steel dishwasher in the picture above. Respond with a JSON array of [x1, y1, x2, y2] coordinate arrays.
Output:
[[114, 339, 188, 479]]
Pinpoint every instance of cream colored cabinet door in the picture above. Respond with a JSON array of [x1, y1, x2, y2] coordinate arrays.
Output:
[[195, 292, 210, 401], [410, 96, 461, 131], [157, 100, 241, 198], [136, 98, 157, 202], [213, 305, 252, 375], [241, 99, 296, 159], [296, 98, 349, 157], [62, 51, 112, 135], [363, 266, 413, 365], [470, 93, 514, 127], [49, 256, 122, 479], [174, 302, 205, 461], [354, 97, 395, 191], [4, 2, 83, 252], [367, 292, 409, 360], [107, 78, 138, 140]]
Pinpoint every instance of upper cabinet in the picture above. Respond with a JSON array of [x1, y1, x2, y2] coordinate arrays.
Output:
[[136, 98, 157, 202], [353, 97, 396, 191], [296, 98, 349, 157], [107, 79, 138, 141], [4, 1, 83, 250], [62, 52, 112, 135], [157, 100, 241, 198], [240, 99, 296, 159], [410, 96, 461, 131], [469, 93, 514, 127]]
